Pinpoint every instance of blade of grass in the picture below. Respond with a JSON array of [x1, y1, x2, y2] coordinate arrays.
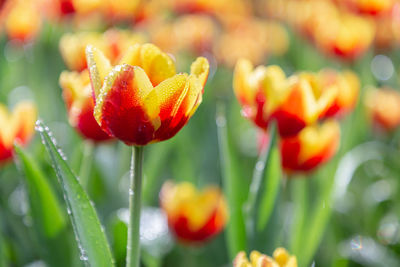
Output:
[[216, 103, 247, 259], [36, 120, 115, 267]]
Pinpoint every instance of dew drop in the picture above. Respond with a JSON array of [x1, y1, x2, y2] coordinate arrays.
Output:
[[35, 120, 44, 132], [216, 115, 226, 127], [255, 161, 265, 171]]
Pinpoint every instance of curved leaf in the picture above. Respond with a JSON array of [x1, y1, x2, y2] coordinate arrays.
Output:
[[36, 120, 115, 267], [14, 144, 66, 238]]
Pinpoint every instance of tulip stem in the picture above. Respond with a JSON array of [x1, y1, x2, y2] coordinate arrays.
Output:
[[127, 146, 144, 267]]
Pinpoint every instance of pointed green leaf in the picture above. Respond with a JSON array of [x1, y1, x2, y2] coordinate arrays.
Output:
[[36, 120, 115, 267], [14, 144, 66, 238], [14, 144, 76, 267]]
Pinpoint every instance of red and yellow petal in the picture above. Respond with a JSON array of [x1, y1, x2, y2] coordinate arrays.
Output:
[[59, 70, 112, 141], [5, 0, 42, 42], [319, 69, 360, 118], [154, 57, 209, 141], [280, 120, 340, 173], [160, 181, 228, 243], [12, 102, 37, 145], [345, 0, 394, 15], [74, 97, 112, 141], [233, 248, 297, 267], [86, 45, 112, 100], [94, 64, 160, 146], [119, 43, 177, 87], [365, 88, 400, 131], [0, 101, 37, 164], [233, 59, 258, 106]]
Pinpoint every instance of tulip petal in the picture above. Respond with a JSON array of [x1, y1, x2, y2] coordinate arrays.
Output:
[[190, 57, 209, 89], [184, 57, 210, 116], [147, 53, 177, 87], [0, 105, 11, 147], [119, 43, 176, 86], [154, 57, 208, 141], [233, 59, 257, 106], [118, 43, 141, 66], [298, 120, 340, 164], [95, 64, 160, 145], [13, 102, 37, 145], [86, 45, 112, 100], [160, 181, 228, 242], [154, 74, 189, 119], [280, 120, 340, 172]]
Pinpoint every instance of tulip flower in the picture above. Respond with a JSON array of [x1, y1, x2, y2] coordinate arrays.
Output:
[[344, 0, 394, 15], [300, 69, 360, 119], [233, 59, 336, 137], [85, 42, 208, 266], [280, 120, 340, 173], [86, 43, 209, 146], [0, 101, 37, 163], [160, 181, 228, 243], [59, 70, 112, 141], [314, 14, 375, 60], [4, 0, 42, 42], [265, 0, 376, 60], [234, 248, 297, 267], [59, 29, 145, 72], [365, 88, 400, 131]]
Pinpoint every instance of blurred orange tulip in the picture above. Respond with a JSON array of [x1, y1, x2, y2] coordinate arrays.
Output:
[[344, 0, 394, 15], [300, 69, 360, 119], [233, 59, 336, 137], [59, 70, 113, 141], [234, 248, 297, 267], [86, 43, 209, 146], [280, 120, 340, 173], [160, 181, 228, 243], [0, 101, 37, 164], [314, 13, 375, 60], [265, 0, 376, 60], [365, 88, 400, 131], [59, 29, 146, 72], [4, 0, 42, 42]]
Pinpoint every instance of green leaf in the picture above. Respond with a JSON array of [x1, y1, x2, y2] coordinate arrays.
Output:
[[14, 144, 77, 267], [14, 144, 66, 238], [216, 103, 247, 259], [36, 120, 115, 267], [245, 123, 282, 250]]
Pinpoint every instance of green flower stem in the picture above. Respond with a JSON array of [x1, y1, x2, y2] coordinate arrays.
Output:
[[126, 146, 144, 267], [289, 177, 308, 257], [79, 140, 94, 188]]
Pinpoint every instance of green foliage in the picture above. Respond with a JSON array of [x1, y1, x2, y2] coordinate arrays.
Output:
[[37, 121, 115, 267]]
